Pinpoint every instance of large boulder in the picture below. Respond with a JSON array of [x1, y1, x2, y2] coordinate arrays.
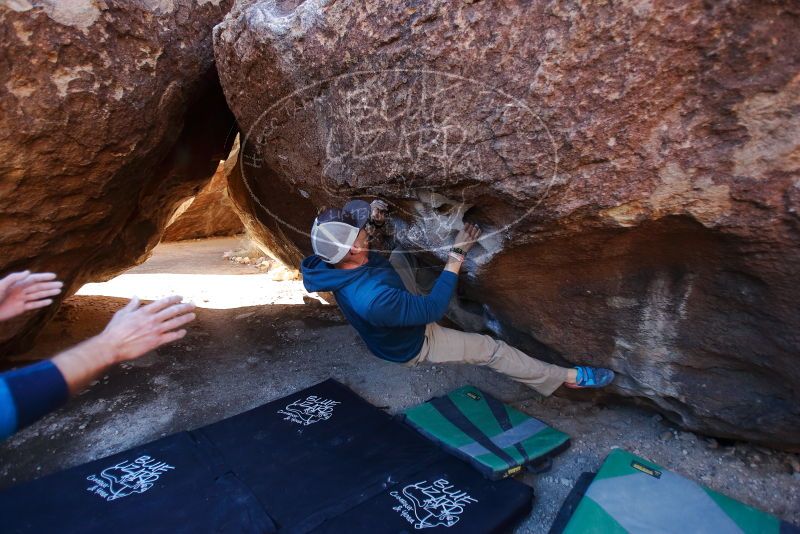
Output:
[[0, 0, 234, 351], [214, 0, 800, 448], [162, 160, 244, 242], [223, 136, 309, 265]]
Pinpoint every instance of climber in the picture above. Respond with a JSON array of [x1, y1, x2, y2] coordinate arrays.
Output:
[[301, 199, 615, 395], [0, 270, 195, 440]]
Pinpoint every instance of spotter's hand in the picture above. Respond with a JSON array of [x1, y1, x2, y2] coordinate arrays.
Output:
[[0, 271, 63, 321], [99, 296, 196, 364]]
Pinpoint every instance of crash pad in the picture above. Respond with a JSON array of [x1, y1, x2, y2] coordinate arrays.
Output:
[[549, 448, 800, 534], [404, 385, 570, 480], [0, 379, 533, 533]]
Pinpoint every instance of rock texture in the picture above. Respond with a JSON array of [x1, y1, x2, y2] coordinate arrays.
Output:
[[162, 160, 244, 242], [0, 0, 234, 350], [224, 137, 309, 265], [214, 0, 800, 448]]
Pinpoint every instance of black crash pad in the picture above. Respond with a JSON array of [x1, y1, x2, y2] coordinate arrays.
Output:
[[0, 379, 533, 533], [311, 455, 533, 533]]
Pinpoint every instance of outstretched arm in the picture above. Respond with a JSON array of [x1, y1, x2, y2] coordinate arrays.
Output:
[[367, 273, 459, 327], [0, 296, 195, 440], [367, 223, 483, 327]]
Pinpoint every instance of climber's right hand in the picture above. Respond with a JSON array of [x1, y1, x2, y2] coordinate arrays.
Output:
[[369, 199, 389, 225]]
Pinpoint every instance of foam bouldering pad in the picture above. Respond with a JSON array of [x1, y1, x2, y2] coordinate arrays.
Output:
[[311, 455, 533, 533], [548, 448, 800, 534], [0, 430, 276, 534], [194, 379, 447, 532], [404, 385, 570, 480], [0, 379, 534, 533]]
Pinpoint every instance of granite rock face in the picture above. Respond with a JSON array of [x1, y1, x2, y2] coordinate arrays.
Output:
[[0, 0, 234, 350], [214, 0, 800, 448], [224, 136, 309, 266], [163, 160, 244, 242]]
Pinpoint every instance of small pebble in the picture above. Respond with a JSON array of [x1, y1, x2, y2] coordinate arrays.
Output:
[[659, 431, 673, 441]]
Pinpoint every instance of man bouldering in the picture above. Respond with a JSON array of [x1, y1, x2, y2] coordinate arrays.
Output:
[[301, 200, 614, 395]]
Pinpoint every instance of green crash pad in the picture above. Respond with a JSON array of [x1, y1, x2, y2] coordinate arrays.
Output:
[[549, 448, 800, 534], [403, 385, 570, 480]]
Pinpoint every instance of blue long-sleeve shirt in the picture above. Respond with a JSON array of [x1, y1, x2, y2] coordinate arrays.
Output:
[[0, 360, 69, 440], [301, 252, 457, 362]]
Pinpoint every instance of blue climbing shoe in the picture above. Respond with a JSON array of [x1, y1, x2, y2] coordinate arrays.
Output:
[[565, 366, 615, 389]]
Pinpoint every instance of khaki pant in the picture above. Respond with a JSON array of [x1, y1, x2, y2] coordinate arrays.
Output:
[[389, 249, 570, 397]]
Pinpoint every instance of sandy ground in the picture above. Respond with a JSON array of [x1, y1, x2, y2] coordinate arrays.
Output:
[[1, 237, 798, 532]]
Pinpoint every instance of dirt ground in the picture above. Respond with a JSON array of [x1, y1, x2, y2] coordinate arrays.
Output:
[[1, 237, 798, 532]]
